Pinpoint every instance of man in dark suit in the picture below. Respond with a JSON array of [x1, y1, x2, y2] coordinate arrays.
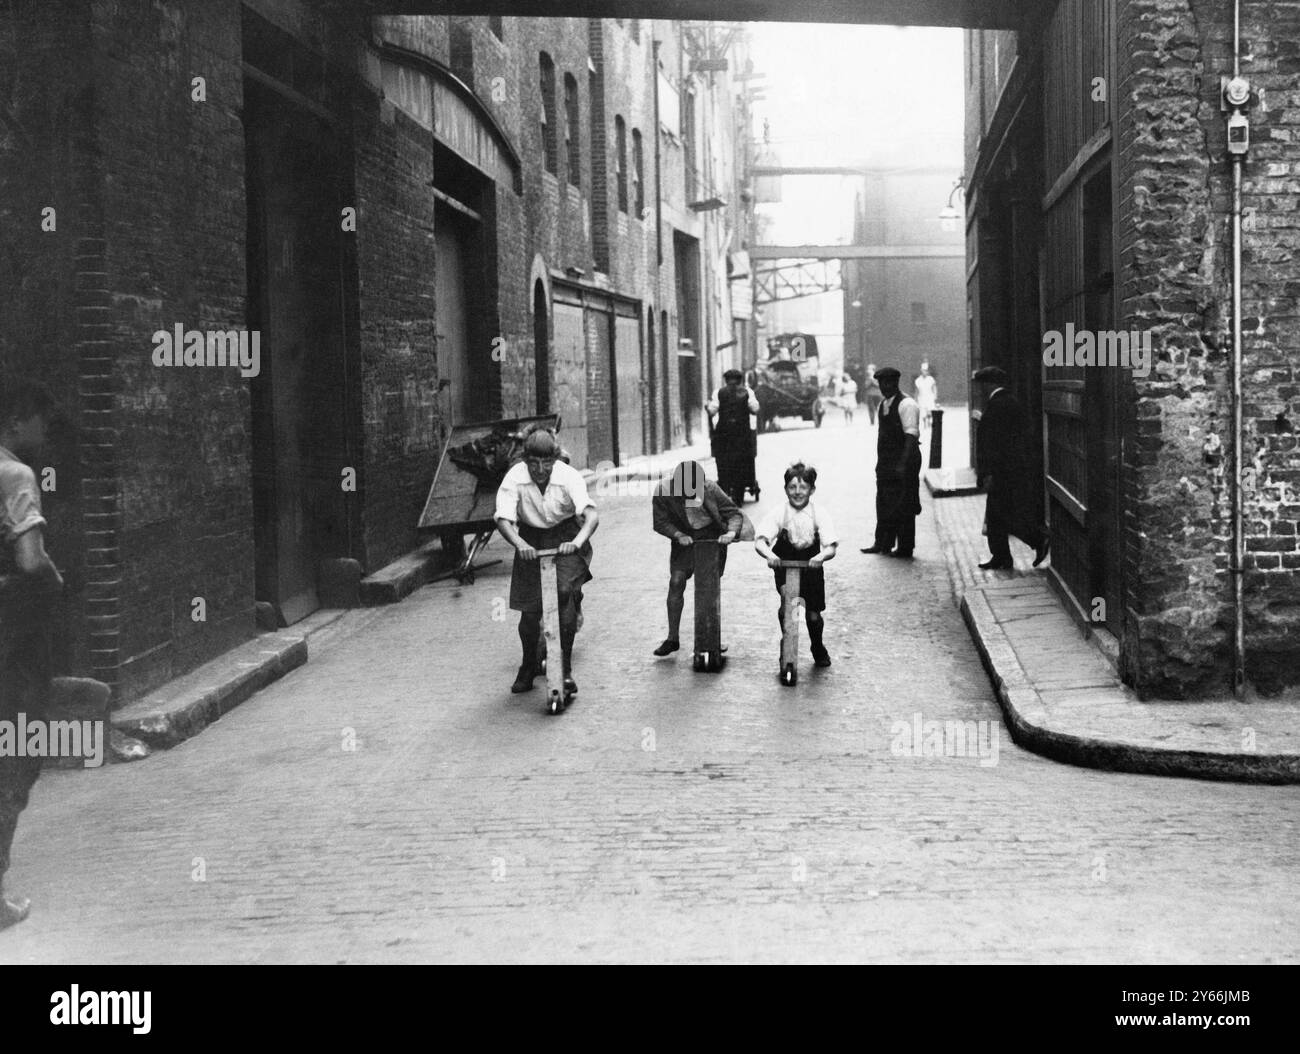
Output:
[[972, 366, 1050, 570], [651, 460, 748, 656]]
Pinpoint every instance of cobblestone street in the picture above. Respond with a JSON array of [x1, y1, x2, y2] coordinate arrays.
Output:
[[3, 417, 1297, 964]]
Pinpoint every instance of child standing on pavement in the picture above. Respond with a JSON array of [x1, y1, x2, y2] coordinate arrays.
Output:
[[754, 462, 838, 667]]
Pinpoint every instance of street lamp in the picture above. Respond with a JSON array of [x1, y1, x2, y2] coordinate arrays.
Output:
[[939, 176, 966, 233]]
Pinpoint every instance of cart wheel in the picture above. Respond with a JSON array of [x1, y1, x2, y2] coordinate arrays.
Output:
[[780, 663, 797, 687], [546, 688, 564, 715]]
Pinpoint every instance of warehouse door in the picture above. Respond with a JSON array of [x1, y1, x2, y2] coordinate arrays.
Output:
[[244, 79, 349, 626], [551, 298, 589, 467], [613, 308, 644, 462]]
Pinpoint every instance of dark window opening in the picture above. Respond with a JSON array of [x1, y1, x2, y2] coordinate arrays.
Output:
[[564, 73, 580, 187], [540, 52, 557, 175], [615, 115, 628, 213], [632, 128, 644, 217]]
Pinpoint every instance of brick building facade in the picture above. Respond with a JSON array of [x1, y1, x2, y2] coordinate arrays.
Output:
[[966, 0, 1300, 696], [0, 4, 756, 705]]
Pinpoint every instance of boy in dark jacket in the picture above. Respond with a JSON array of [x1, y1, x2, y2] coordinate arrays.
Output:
[[651, 460, 746, 656]]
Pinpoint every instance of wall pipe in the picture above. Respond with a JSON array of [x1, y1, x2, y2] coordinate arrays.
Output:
[[1230, 0, 1247, 698]]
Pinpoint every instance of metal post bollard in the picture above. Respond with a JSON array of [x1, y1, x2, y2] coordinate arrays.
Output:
[[928, 407, 944, 469]]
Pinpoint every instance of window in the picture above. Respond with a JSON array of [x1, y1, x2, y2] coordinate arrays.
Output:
[[540, 53, 557, 175], [632, 129, 644, 217], [488, 17, 503, 40], [564, 73, 580, 187], [615, 116, 628, 213]]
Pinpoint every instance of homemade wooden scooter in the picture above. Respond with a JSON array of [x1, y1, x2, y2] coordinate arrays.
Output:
[[776, 559, 812, 686], [534, 548, 576, 715], [691, 538, 726, 673]]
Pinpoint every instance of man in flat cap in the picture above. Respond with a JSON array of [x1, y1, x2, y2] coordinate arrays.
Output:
[[972, 366, 1049, 569], [861, 366, 922, 558], [495, 427, 599, 695], [707, 369, 759, 506]]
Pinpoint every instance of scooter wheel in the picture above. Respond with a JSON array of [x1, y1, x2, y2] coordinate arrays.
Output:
[[693, 652, 705, 671], [780, 664, 797, 687], [547, 689, 563, 715]]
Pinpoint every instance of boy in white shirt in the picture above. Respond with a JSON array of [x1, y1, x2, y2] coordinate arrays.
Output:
[[754, 462, 838, 667], [494, 429, 599, 695]]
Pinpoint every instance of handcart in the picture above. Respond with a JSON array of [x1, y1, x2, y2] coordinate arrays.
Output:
[[416, 413, 563, 585]]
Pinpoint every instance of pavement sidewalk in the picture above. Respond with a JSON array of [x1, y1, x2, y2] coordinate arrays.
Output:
[[931, 489, 1300, 783]]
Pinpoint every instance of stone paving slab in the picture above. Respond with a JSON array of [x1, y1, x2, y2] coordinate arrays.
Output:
[[934, 489, 1300, 783]]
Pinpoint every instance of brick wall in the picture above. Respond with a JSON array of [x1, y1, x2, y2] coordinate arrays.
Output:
[[350, 58, 441, 571], [98, 0, 252, 699], [0, 3, 94, 678], [2, 10, 738, 705], [1117, 0, 1300, 695]]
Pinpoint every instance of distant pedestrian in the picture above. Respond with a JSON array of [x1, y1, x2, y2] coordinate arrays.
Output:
[[707, 369, 759, 506], [914, 361, 937, 436], [861, 366, 922, 559], [754, 461, 838, 668], [0, 381, 62, 931], [494, 428, 599, 695], [972, 366, 1049, 569], [836, 372, 857, 423], [863, 364, 883, 425], [650, 459, 749, 656]]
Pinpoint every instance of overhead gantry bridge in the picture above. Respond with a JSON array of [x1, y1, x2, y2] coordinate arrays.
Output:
[[357, 2, 1030, 30]]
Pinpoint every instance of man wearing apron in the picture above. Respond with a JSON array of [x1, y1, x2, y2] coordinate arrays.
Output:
[[707, 369, 759, 506], [494, 429, 599, 695], [860, 366, 922, 559]]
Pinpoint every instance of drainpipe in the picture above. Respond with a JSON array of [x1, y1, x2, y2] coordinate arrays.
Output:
[[1225, 0, 1251, 698], [653, 38, 663, 269]]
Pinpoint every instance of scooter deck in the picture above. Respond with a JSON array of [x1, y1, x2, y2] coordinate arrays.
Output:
[[692, 539, 725, 672], [777, 561, 808, 687], [538, 553, 572, 714]]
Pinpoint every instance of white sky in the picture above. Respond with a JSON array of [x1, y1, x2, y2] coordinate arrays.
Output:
[[746, 23, 965, 244]]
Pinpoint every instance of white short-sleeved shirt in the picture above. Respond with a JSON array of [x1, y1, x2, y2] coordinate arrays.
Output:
[[0, 445, 46, 545], [756, 499, 838, 550], [880, 394, 921, 437], [494, 460, 595, 529], [914, 375, 937, 410]]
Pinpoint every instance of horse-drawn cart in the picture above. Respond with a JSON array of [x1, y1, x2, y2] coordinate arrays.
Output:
[[753, 333, 824, 432]]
